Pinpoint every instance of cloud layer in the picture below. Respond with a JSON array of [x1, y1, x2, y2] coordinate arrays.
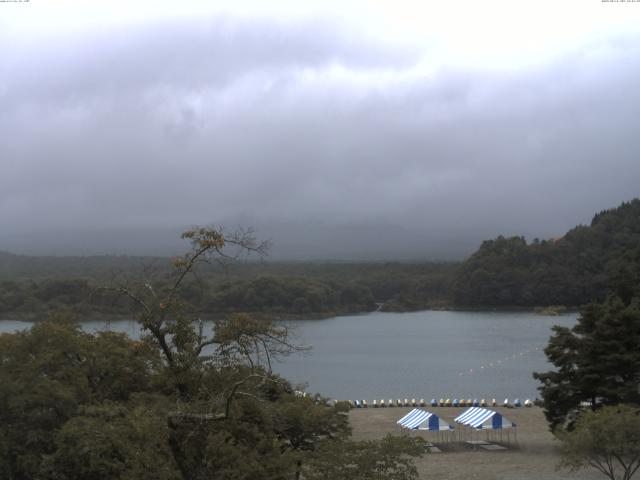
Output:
[[1, 14, 639, 258]]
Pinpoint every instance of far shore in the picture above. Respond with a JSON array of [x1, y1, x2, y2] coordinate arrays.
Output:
[[0, 305, 579, 323]]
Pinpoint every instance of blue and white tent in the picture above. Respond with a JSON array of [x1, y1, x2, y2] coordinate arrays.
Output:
[[397, 408, 453, 431], [454, 407, 516, 430]]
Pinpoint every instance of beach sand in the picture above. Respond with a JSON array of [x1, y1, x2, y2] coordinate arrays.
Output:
[[349, 406, 602, 480]]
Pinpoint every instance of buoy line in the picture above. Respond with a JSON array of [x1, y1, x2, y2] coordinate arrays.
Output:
[[456, 345, 544, 377]]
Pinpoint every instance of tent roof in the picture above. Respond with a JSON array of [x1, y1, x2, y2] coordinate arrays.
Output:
[[397, 408, 452, 431], [454, 407, 516, 429]]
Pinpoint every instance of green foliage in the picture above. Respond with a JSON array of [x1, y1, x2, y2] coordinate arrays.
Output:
[[168, 395, 299, 480], [273, 395, 350, 447], [0, 317, 361, 480], [452, 199, 640, 307], [0, 321, 161, 479], [0, 278, 137, 320], [303, 434, 426, 480], [42, 399, 180, 480], [534, 294, 640, 430], [558, 404, 640, 480], [0, 228, 426, 479], [206, 275, 376, 316]]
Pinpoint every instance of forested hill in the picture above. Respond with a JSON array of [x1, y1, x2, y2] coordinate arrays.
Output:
[[2, 199, 640, 317], [0, 255, 457, 320], [450, 199, 640, 307], [0, 252, 161, 280]]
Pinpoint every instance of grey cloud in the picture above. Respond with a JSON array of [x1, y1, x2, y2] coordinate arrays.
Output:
[[1, 21, 639, 259], [1, 17, 417, 111]]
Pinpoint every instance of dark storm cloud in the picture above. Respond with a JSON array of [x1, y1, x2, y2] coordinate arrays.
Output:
[[1, 17, 639, 258]]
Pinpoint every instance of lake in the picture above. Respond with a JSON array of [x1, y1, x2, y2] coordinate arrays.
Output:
[[0, 310, 576, 402]]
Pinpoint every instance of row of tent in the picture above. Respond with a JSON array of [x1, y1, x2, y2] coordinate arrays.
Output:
[[397, 407, 516, 432]]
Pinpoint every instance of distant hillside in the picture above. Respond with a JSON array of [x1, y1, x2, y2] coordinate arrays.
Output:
[[0, 251, 165, 281], [451, 199, 640, 307], [0, 251, 457, 320], [0, 220, 481, 261], [3, 200, 639, 316]]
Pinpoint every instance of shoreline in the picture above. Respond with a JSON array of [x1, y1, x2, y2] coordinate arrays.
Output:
[[0, 305, 579, 323]]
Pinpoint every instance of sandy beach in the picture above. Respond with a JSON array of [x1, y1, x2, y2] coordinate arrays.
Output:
[[349, 406, 602, 480]]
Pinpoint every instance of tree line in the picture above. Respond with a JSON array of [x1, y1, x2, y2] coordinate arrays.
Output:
[[2, 199, 640, 320], [0, 228, 425, 480], [451, 199, 640, 307], [0, 276, 377, 320], [0, 260, 456, 320]]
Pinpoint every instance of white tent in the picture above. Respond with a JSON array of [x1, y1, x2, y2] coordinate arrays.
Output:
[[397, 408, 453, 431], [454, 407, 516, 430], [454, 407, 517, 445]]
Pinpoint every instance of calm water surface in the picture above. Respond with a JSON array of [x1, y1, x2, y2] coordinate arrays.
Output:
[[1, 310, 576, 401]]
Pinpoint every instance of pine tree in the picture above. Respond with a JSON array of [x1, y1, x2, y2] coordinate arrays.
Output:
[[534, 292, 640, 430]]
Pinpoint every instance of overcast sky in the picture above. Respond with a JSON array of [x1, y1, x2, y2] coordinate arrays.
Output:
[[1, 0, 640, 258]]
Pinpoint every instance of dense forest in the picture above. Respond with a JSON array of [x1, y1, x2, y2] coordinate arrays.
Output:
[[0, 255, 456, 320], [451, 199, 640, 307], [1, 199, 640, 318]]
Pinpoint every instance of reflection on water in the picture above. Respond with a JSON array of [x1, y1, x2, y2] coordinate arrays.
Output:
[[0, 310, 576, 401]]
